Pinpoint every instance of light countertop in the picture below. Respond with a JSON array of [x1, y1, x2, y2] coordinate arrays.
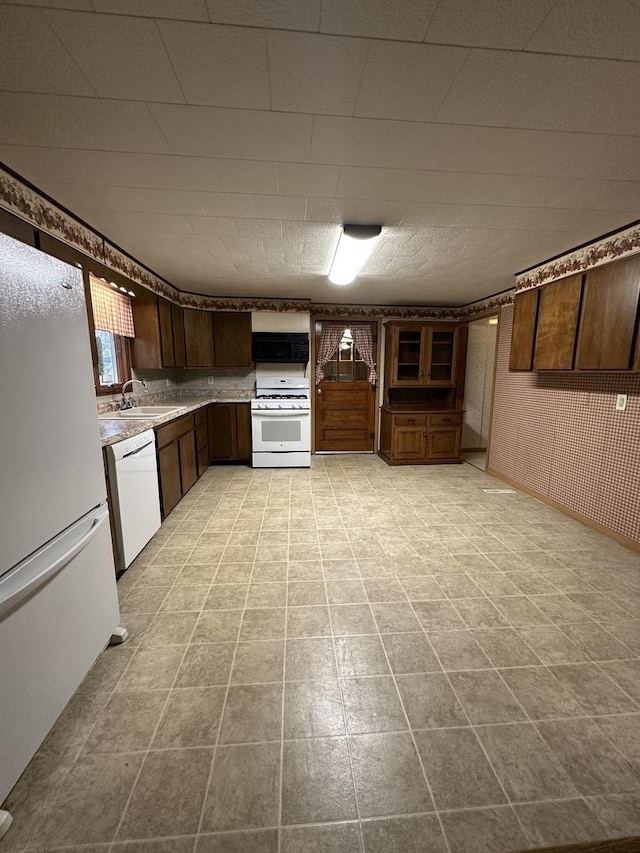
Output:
[[98, 394, 251, 447]]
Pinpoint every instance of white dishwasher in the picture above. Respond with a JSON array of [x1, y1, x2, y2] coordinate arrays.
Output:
[[106, 429, 161, 571]]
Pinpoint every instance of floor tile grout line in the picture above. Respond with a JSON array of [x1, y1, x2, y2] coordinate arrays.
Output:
[[107, 518, 212, 853], [401, 588, 538, 846], [195, 474, 270, 840], [276, 488, 291, 853], [369, 580, 455, 853], [315, 487, 367, 853]]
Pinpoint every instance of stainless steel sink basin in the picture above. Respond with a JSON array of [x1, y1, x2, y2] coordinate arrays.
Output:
[[98, 406, 183, 420]]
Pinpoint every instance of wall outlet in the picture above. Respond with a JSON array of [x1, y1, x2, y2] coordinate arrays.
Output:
[[208, 376, 215, 385], [165, 378, 170, 386], [615, 394, 627, 411]]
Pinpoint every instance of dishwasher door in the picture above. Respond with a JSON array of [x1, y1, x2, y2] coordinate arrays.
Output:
[[107, 430, 161, 570]]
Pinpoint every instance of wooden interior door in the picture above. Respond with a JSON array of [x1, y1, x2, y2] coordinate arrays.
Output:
[[314, 321, 377, 452]]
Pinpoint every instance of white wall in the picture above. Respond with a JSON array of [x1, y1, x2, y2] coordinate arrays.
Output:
[[462, 318, 498, 450]]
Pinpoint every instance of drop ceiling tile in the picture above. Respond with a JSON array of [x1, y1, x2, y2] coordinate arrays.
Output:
[[376, 122, 466, 171], [305, 196, 413, 226], [44, 11, 184, 102], [194, 195, 254, 218], [0, 6, 94, 95], [355, 41, 468, 121], [211, 160, 278, 194], [434, 126, 607, 179], [158, 21, 270, 108], [320, 0, 438, 40], [74, 209, 194, 234], [310, 115, 392, 167], [267, 31, 369, 116], [525, 0, 640, 61], [434, 49, 565, 126], [39, 183, 206, 215], [91, 0, 209, 20], [517, 57, 640, 135], [252, 195, 307, 220], [150, 104, 312, 161], [206, 0, 320, 31], [1, 0, 92, 7], [0, 94, 171, 152], [276, 163, 341, 197], [0, 148, 221, 190], [425, 0, 556, 49]]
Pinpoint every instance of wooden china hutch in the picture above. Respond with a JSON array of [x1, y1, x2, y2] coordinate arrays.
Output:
[[379, 321, 468, 465]]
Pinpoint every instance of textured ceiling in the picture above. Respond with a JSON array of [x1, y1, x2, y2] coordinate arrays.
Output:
[[1, 0, 640, 305]]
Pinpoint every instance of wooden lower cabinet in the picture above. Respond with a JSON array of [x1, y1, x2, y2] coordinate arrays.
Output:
[[195, 409, 209, 476], [156, 410, 203, 518], [379, 408, 462, 465], [208, 403, 251, 462], [158, 440, 182, 518]]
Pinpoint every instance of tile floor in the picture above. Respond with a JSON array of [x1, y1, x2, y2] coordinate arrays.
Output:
[[2, 455, 640, 853]]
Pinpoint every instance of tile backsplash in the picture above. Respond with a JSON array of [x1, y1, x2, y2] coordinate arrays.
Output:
[[96, 369, 256, 413]]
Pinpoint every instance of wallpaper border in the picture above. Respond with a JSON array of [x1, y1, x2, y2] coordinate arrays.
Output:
[[0, 164, 511, 319]]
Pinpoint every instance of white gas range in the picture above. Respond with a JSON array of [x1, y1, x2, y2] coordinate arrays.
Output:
[[251, 377, 311, 468]]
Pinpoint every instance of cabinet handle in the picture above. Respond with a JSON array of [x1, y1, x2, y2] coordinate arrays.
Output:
[[423, 432, 427, 438], [407, 418, 415, 424], [443, 418, 451, 423]]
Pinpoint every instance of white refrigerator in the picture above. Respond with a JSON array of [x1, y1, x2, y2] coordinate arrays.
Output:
[[0, 233, 120, 810]]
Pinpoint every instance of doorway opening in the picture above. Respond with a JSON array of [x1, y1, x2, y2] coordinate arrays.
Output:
[[461, 314, 499, 471], [313, 320, 378, 453]]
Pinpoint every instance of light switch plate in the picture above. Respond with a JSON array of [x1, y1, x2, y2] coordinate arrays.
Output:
[[615, 394, 627, 411], [208, 376, 215, 385]]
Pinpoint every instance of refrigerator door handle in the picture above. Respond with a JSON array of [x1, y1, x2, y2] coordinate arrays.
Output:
[[0, 508, 109, 619]]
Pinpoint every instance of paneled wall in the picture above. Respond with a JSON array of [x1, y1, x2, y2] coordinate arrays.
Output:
[[489, 303, 640, 546]]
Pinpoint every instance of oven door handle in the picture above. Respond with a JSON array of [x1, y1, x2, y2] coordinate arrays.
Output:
[[252, 410, 310, 417]]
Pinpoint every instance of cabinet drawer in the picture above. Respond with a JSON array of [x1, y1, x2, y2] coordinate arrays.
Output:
[[156, 413, 195, 448], [394, 414, 427, 427], [194, 408, 207, 428], [428, 413, 461, 427]]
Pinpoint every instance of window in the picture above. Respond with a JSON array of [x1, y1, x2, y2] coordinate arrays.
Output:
[[323, 328, 369, 382], [88, 274, 135, 393]]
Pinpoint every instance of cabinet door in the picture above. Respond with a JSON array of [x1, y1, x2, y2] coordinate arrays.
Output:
[[392, 426, 426, 460], [158, 299, 176, 367], [534, 275, 583, 370], [426, 327, 457, 385], [172, 304, 186, 368], [509, 290, 539, 371], [213, 312, 253, 368], [184, 309, 215, 367], [576, 255, 640, 370], [392, 326, 427, 385], [427, 427, 460, 460], [179, 431, 198, 493], [235, 403, 252, 460], [158, 441, 181, 518], [208, 404, 237, 461]]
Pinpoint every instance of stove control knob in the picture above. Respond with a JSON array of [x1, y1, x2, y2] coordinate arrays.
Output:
[[278, 403, 283, 408]]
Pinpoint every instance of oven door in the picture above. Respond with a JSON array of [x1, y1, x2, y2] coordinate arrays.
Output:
[[251, 409, 311, 452]]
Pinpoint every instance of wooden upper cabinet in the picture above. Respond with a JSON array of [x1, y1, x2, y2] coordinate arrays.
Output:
[[509, 289, 539, 371], [386, 322, 459, 387], [172, 304, 186, 368], [132, 296, 167, 369], [183, 308, 215, 367], [534, 274, 583, 370], [212, 312, 252, 368], [158, 299, 176, 367], [576, 254, 640, 370]]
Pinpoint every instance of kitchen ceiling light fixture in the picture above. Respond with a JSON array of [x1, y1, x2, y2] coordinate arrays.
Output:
[[328, 224, 382, 285]]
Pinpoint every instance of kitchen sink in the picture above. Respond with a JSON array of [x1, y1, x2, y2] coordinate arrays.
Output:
[[98, 406, 184, 420]]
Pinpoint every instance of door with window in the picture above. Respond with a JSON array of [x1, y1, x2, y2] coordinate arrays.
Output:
[[314, 321, 377, 452]]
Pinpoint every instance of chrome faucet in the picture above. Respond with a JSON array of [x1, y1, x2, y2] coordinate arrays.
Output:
[[120, 379, 148, 409]]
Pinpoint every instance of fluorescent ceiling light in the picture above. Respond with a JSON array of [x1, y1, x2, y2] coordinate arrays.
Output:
[[329, 224, 382, 285]]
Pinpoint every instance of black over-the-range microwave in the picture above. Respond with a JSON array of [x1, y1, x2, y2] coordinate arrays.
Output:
[[252, 332, 310, 363]]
